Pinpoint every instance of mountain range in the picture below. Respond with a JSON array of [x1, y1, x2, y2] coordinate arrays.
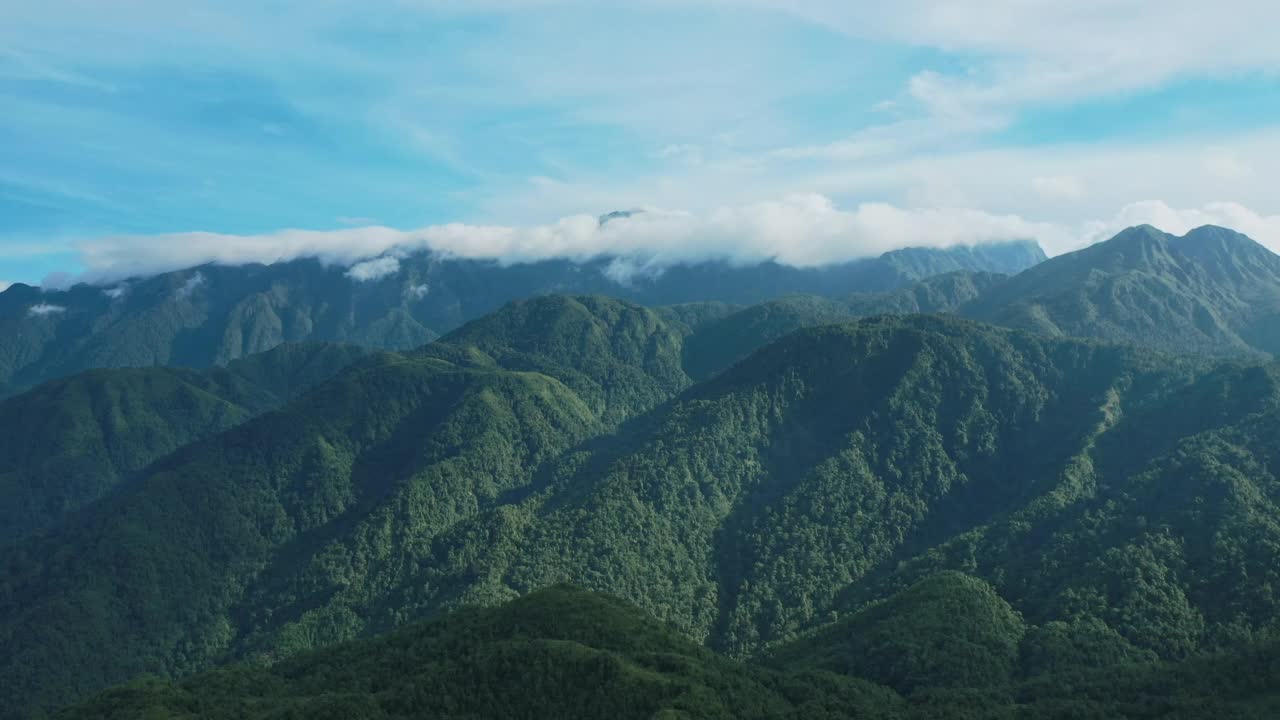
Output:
[[964, 224, 1280, 357], [0, 239, 1045, 399], [4, 224, 1280, 717]]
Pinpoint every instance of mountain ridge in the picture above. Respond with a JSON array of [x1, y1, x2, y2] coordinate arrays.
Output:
[[961, 224, 1280, 357], [0, 240, 1046, 398]]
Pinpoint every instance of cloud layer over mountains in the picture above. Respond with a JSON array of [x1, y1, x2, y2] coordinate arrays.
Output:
[[34, 195, 1280, 288]]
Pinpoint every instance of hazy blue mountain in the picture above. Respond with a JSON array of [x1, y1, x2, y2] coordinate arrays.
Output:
[[0, 240, 1045, 397]]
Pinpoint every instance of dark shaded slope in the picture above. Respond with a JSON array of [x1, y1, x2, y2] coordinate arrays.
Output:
[[56, 586, 904, 720], [58, 585, 1280, 720]]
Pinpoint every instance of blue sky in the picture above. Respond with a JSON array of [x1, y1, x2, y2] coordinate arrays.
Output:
[[3, 1, 1280, 287]]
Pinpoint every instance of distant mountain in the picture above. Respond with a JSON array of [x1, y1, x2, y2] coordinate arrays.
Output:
[[7, 299, 1280, 716], [0, 343, 370, 543], [0, 240, 1046, 397], [962, 225, 1280, 356]]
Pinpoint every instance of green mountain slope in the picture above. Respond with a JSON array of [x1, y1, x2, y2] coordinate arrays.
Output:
[[427, 316, 1236, 655], [0, 342, 369, 542], [5, 301, 1280, 717], [681, 271, 1004, 379], [54, 586, 904, 720], [0, 297, 693, 717], [771, 572, 1028, 694], [427, 295, 693, 423], [962, 225, 1280, 356]]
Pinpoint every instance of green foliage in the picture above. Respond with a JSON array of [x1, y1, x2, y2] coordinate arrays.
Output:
[[426, 295, 692, 423], [6, 292, 1280, 718], [680, 271, 1005, 379], [772, 572, 1026, 693], [0, 342, 369, 542], [53, 586, 906, 720], [56, 586, 1280, 720]]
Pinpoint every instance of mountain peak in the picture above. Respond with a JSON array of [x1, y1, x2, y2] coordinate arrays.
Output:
[[598, 208, 646, 226], [1169, 224, 1280, 286], [1078, 224, 1174, 270], [1172, 224, 1271, 256]]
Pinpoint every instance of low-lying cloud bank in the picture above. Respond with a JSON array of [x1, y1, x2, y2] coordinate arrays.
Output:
[[27, 303, 67, 317], [55, 195, 1280, 287]]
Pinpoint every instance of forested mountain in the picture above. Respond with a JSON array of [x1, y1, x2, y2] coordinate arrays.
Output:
[[682, 224, 1280, 379], [6, 296, 1280, 717], [0, 240, 1044, 398], [0, 342, 370, 543], [962, 224, 1280, 356], [679, 224, 1280, 376], [681, 270, 1003, 379], [59, 585, 1280, 720]]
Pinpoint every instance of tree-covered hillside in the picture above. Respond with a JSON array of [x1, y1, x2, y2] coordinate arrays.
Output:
[[58, 585, 1280, 720], [681, 270, 1004, 379], [0, 342, 369, 542], [5, 299, 1280, 717]]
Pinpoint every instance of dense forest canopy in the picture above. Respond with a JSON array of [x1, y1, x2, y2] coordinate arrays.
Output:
[[3, 225, 1280, 718]]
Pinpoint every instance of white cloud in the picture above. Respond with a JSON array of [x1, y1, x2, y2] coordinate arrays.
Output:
[[175, 272, 205, 299], [346, 256, 401, 282], [1203, 149, 1254, 181], [103, 284, 126, 299], [406, 282, 430, 299], [657, 144, 703, 164], [27, 302, 66, 317], [57, 195, 1280, 288], [754, 1, 1280, 104], [70, 195, 1062, 283], [1032, 175, 1084, 201], [0, 281, 11, 293], [603, 257, 662, 287], [1073, 200, 1280, 255]]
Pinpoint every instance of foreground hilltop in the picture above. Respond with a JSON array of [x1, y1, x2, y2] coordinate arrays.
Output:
[[59, 584, 1280, 719]]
